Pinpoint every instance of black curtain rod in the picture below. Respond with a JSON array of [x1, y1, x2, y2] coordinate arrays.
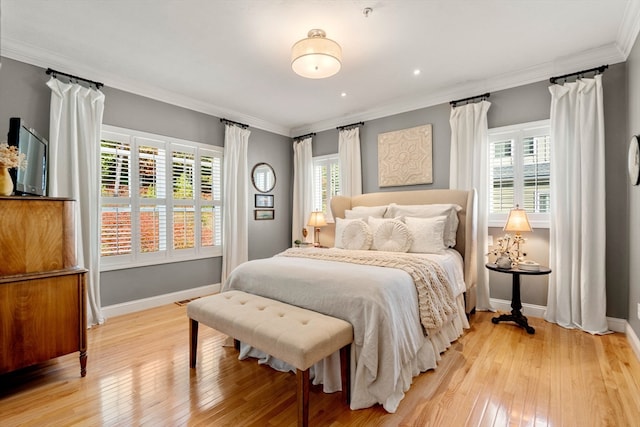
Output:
[[450, 92, 490, 107], [336, 121, 364, 131], [293, 132, 316, 141], [46, 68, 104, 89], [549, 64, 608, 84], [220, 118, 249, 129]]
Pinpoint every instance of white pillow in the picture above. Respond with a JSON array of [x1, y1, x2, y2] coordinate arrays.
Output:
[[386, 203, 461, 247], [334, 218, 367, 248], [341, 220, 373, 250], [372, 219, 413, 252], [344, 205, 387, 219], [367, 216, 401, 235], [405, 216, 447, 253]]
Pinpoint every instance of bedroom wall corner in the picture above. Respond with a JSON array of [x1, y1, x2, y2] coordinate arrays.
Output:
[[627, 30, 640, 336]]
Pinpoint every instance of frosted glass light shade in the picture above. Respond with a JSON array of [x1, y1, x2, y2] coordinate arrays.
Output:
[[291, 29, 342, 79], [504, 205, 532, 233]]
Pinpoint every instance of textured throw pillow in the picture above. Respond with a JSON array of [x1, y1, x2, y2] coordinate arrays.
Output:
[[372, 219, 413, 252], [344, 205, 387, 220], [334, 218, 367, 248], [341, 220, 373, 250], [367, 216, 402, 234], [404, 216, 447, 253], [386, 203, 461, 247]]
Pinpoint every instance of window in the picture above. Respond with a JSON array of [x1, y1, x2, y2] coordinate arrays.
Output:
[[312, 154, 340, 221], [488, 120, 550, 227], [100, 125, 222, 270]]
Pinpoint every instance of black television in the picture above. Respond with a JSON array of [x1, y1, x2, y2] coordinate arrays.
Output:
[[7, 117, 48, 196]]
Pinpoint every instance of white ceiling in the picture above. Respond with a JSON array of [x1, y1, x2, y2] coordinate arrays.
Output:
[[2, 1, 640, 137]]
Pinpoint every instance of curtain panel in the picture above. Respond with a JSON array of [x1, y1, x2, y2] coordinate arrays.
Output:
[[545, 76, 608, 334], [338, 127, 362, 197], [449, 100, 492, 311], [292, 137, 314, 243], [47, 78, 105, 326], [221, 124, 250, 284]]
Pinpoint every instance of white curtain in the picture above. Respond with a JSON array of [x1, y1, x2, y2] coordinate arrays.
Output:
[[545, 76, 608, 334], [47, 77, 105, 326], [292, 137, 314, 243], [449, 100, 492, 311], [221, 124, 251, 284], [338, 127, 362, 197]]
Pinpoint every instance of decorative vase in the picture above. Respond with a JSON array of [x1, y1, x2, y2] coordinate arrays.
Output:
[[0, 167, 13, 196], [496, 255, 512, 269]]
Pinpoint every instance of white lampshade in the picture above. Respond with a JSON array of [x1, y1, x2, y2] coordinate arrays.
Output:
[[291, 29, 342, 79], [307, 211, 327, 228], [504, 205, 532, 233]]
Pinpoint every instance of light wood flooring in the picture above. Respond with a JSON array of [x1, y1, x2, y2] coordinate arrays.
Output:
[[1, 304, 640, 426]]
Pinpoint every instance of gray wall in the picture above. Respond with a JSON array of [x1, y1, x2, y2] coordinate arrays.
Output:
[[628, 35, 640, 335], [312, 64, 629, 318], [0, 57, 292, 306]]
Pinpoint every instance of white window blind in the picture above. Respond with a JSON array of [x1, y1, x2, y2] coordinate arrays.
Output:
[[312, 154, 341, 221], [100, 126, 223, 270], [488, 120, 550, 227]]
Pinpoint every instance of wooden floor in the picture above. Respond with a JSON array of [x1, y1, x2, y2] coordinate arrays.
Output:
[[1, 305, 640, 427]]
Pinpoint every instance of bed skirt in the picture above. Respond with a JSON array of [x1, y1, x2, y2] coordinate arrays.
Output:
[[237, 294, 469, 413]]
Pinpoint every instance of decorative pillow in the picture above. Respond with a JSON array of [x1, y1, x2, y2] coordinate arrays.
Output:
[[341, 220, 373, 250], [367, 216, 401, 235], [372, 219, 413, 252], [334, 218, 367, 248], [386, 203, 461, 247], [404, 216, 447, 253], [344, 205, 387, 219]]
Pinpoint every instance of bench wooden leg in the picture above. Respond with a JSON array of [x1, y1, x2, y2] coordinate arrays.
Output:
[[297, 368, 310, 427], [190, 319, 198, 368], [340, 344, 351, 405]]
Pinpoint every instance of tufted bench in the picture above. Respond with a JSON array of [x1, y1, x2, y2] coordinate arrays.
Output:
[[187, 290, 353, 427]]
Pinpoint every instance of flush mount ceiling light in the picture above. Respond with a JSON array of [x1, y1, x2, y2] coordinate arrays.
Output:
[[291, 29, 342, 79]]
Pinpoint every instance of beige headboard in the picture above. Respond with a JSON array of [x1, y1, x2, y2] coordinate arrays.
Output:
[[322, 189, 478, 311]]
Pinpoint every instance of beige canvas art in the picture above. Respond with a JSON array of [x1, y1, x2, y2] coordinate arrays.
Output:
[[378, 124, 433, 187]]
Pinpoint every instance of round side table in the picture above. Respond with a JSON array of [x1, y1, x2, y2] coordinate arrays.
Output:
[[485, 263, 551, 334]]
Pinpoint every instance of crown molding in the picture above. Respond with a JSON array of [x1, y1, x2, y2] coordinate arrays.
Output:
[[291, 42, 628, 136], [4, 30, 635, 139], [617, 0, 640, 59], [1, 38, 291, 137]]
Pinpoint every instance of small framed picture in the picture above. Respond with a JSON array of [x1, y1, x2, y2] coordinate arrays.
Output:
[[255, 194, 274, 208], [254, 209, 275, 220]]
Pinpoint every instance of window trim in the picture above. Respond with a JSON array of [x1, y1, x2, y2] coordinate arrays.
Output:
[[100, 125, 223, 272], [488, 119, 550, 229]]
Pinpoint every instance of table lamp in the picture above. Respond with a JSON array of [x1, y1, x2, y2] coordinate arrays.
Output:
[[503, 204, 532, 262], [307, 211, 327, 247]]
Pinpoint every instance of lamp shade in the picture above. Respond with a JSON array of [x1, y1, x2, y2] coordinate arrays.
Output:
[[503, 205, 532, 233], [307, 211, 327, 228], [291, 29, 342, 79]]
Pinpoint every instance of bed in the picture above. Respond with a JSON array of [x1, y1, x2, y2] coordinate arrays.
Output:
[[222, 189, 477, 413]]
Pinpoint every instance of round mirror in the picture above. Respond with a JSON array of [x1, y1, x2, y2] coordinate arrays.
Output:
[[251, 162, 276, 193]]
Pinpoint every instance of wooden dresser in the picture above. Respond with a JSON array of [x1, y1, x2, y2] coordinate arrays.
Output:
[[0, 196, 87, 376]]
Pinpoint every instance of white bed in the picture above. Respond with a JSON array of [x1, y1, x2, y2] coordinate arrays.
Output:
[[222, 189, 477, 413]]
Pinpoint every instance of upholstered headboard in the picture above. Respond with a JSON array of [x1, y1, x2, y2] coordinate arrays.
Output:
[[323, 189, 478, 312]]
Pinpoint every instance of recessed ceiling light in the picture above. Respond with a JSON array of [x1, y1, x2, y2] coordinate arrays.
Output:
[[413, 69, 421, 76], [341, 92, 347, 97]]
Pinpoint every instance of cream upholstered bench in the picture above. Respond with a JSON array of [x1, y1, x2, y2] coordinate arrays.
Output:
[[187, 290, 353, 427]]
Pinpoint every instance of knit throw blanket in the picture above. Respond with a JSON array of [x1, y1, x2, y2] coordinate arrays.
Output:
[[278, 248, 458, 331]]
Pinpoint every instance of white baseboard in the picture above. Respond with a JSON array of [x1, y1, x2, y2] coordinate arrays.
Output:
[[101, 283, 221, 319], [489, 298, 626, 333], [626, 323, 640, 362], [490, 298, 547, 319]]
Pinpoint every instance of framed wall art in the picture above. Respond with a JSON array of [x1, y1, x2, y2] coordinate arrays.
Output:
[[377, 124, 433, 187], [255, 194, 274, 208], [254, 209, 275, 220]]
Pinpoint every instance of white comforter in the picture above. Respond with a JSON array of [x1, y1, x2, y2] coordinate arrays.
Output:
[[222, 248, 469, 413]]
